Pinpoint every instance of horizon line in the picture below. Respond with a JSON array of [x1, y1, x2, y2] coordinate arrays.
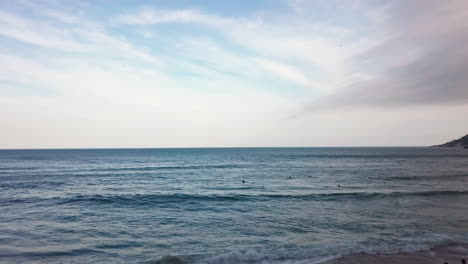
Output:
[[0, 146, 431, 150]]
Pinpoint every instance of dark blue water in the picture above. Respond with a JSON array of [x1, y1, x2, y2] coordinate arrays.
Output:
[[1, 147, 468, 264]]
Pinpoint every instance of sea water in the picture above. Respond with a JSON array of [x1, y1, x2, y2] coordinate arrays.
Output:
[[1, 147, 468, 263]]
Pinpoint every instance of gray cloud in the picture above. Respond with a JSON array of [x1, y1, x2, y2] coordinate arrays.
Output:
[[306, 0, 468, 112]]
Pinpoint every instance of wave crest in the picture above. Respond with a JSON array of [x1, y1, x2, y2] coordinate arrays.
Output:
[[56, 190, 468, 206], [3, 190, 467, 206]]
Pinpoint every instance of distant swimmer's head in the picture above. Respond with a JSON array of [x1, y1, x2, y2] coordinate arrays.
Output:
[[242, 180, 245, 183]]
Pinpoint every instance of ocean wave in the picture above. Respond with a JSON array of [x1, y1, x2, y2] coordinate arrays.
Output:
[[85, 164, 248, 172], [0, 247, 103, 258], [0, 155, 54, 161], [0, 164, 251, 179], [3, 190, 467, 207], [144, 234, 468, 264], [0, 181, 65, 189], [387, 174, 468, 181], [277, 154, 468, 159], [3, 235, 468, 264], [263, 190, 468, 200], [0, 166, 39, 171]]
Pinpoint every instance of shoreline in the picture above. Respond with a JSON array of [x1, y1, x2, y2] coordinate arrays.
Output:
[[150, 242, 468, 264], [322, 243, 468, 264]]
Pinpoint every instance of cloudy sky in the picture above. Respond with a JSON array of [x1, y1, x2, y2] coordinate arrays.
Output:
[[1, 0, 467, 148]]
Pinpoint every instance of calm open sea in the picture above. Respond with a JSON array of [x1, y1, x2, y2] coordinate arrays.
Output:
[[1, 147, 468, 264]]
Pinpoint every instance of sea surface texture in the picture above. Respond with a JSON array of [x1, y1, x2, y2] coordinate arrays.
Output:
[[1, 147, 468, 264]]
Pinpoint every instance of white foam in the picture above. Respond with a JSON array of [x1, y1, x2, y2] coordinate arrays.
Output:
[[195, 233, 468, 264]]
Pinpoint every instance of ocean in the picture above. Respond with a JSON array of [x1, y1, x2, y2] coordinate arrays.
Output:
[[1, 147, 467, 264]]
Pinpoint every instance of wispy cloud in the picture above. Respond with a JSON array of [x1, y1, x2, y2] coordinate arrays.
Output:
[[0, 10, 88, 51], [253, 58, 315, 87], [1, 0, 467, 147], [116, 1, 468, 112], [116, 6, 360, 93], [117, 8, 227, 26], [0, 9, 161, 66]]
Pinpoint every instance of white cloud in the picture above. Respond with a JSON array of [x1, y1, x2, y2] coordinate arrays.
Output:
[[0, 10, 89, 51], [253, 58, 314, 87], [116, 7, 362, 93], [118, 8, 226, 25], [0, 9, 161, 66], [1, 1, 467, 147]]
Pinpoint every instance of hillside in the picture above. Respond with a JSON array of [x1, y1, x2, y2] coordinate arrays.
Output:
[[433, 134, 468, 147]]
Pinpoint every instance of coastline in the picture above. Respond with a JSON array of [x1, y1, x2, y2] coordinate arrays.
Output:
[[322, 243, 468, 264], [149, 242, 468, 264]]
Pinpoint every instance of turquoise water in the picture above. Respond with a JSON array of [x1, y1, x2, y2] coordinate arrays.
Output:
[[1, 147, 468, 263]]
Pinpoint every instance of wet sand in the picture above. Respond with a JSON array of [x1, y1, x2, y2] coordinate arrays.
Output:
[[323, 244, 468, 264]]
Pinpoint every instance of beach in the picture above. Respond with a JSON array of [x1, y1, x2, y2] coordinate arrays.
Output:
[[324, 243, 468, 264]]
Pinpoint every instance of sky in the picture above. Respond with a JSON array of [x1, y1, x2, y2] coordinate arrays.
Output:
[[1, 0, 468, 148]]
